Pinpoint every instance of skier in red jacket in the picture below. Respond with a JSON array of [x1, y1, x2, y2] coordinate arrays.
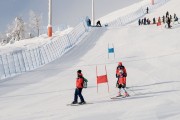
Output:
[[72, 70, 86, 104], [116, 62, 129, 97]]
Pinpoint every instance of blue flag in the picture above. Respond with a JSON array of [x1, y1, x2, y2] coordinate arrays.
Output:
[[108, 48, 114, 53]]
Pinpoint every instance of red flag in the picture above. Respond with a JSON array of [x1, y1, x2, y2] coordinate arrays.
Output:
[[96, 65, 109, 92], [97, 75, 108, 84]]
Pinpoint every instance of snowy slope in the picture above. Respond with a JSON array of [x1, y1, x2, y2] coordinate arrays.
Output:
[[1, 0, 180, 120]]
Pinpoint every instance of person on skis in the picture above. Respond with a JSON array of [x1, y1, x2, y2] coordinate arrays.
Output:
[[72, 70, 86, 104], [116, 62, 129, 97]]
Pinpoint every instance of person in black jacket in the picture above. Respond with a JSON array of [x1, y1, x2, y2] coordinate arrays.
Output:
[[146, 7, 149, 14], [138, 19, 142, 25], [96, 20, 102, 27], [167, 17, 172, 28]]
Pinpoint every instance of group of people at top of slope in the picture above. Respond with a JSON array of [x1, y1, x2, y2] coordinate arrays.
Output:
[[162, 11, 179, 28], [86, 16, 102, 27], [138, 7, 151, 25], [138, 8, 179, 29], [153, 11, 179, 28], [71, 62, 129, 105]]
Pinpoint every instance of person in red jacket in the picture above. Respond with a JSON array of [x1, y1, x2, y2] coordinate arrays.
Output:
[[116, 62, 129, 97], [72, 70, 86, 104]]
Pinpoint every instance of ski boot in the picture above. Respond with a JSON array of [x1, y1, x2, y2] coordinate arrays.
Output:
[[124, 92, 129, 97], [71, 101, 78, 104], [79, 101, 86, 105], [116, 92, 123, 97]]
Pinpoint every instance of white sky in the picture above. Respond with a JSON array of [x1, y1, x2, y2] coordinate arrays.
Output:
[[1, 0, 180, 120], [0, 0, 142, 32]]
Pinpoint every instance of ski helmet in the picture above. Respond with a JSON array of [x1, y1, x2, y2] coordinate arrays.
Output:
[[77, 70, 82, 73], [118, 62, 122, 66]]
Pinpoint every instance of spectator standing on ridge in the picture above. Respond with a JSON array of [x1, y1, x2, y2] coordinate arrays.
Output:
[[141, 19, 144, 25], [153, 17, 156, 24], [88, 18, 91, 27], [170, 15, 172, 21], [96, 20, 102, 27], [166, 11, 169, 18], [138, 19, 141, 25], [174, 16, 179, 23], [162, 15, 165, 24], [158, 17, 161, 23], [86, 16, 91, 27], [144, 17, 147, 25], [167, 17, 172, 28], [174, 13, 177, 19], [147, 18, 151, 25], [146, 7, 149, 14]]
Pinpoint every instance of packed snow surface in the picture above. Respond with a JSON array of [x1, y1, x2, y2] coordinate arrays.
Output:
[[1, 0, 180, 120]]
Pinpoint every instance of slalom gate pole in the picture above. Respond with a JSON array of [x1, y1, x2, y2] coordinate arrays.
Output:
[[105, 65, 109, 92], [96, 65, 98, 93], [113, 43, 115, 59]]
